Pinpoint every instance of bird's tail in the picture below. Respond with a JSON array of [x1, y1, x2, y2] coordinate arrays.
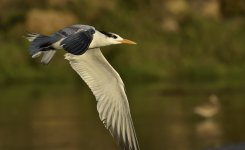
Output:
[[25, 33, 57, 64]]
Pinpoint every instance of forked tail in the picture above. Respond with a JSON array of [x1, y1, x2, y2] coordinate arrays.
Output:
[[25, 33, 58, 64]]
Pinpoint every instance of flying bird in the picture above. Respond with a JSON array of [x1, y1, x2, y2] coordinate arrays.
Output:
[[25, 24, 140, 150]]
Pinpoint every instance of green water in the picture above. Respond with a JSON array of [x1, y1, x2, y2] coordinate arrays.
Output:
[[0, 83, 245, 150]]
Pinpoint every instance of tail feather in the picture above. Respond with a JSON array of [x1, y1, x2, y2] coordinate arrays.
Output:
[[25, 33, 40, 42], [29, 34, 53, 56], [41, 51, 56, 65], [25, 33, 59, 64], [32, 51, 42, 58]]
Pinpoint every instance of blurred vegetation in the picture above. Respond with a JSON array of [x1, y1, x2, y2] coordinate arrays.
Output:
[[0, 0, 245, 87]]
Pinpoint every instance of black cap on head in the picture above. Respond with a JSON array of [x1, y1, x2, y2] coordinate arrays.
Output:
[[99, 31, 117, 39]]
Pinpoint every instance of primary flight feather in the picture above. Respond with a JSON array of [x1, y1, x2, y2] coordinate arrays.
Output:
[[25, 24, 140, 150]]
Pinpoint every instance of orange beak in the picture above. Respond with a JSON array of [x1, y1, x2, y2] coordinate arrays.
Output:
[[119, 39, 137, 45]]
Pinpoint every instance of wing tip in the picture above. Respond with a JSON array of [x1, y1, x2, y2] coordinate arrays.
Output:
[[108, 118, 140, 150]]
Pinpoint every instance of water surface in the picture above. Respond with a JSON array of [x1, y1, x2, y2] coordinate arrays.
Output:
[[0, 83, 245, 150]]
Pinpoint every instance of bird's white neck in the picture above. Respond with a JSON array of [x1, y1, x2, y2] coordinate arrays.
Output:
[[89, 31, 112, 49]]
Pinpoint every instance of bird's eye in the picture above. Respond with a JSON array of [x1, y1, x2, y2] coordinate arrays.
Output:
[[112, 35, 117, 39]]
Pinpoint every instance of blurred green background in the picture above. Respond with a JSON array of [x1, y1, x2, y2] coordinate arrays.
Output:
[[1, 0, 245, 150]]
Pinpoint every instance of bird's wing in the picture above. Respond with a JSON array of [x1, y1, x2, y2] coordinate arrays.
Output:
[[65, 48, 140, 150], [60, 29, 94, 55], [56, 24, 95, 37]]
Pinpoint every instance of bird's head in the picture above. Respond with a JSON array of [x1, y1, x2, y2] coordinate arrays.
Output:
[[99, 31, 136, 45]]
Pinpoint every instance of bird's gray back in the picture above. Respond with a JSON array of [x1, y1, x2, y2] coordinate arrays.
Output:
[[54, 24, 95, 37]]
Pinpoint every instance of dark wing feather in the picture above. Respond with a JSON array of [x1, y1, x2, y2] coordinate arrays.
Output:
[[61, 29, 94, 55]]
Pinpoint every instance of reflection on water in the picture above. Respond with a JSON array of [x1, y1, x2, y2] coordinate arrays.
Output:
[[196, 120, 223, 148], [0, 83, 245, 150], [31, 95, 83, 150]]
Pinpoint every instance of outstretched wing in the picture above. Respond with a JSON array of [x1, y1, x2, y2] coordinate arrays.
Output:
[[65, 48, 140, 150]]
